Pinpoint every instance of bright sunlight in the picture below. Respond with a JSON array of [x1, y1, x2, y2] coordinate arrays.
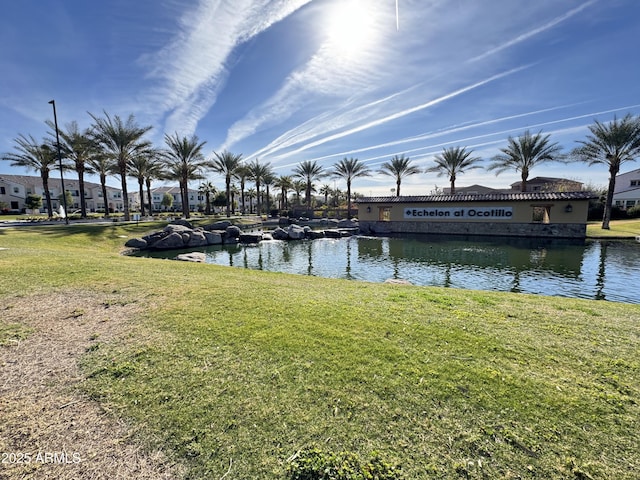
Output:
[[325, 0, 377, 59]]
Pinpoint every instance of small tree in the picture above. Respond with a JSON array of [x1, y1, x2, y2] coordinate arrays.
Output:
[[161, 192, 173, 211], [25, 194, 43, 212]]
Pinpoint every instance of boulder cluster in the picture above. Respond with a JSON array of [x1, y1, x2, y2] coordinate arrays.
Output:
[[125, 218, 360, 251], [125, 220, 241, 250]]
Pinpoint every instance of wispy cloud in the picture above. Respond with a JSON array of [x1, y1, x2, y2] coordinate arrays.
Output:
[[139, 0, 312, 136], [246, 65, 530, 166], [469, 0, 598, 63]]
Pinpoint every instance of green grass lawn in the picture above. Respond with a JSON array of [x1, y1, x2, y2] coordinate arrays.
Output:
[[0, 223, 639, 479], [586, 218, 640, 238]]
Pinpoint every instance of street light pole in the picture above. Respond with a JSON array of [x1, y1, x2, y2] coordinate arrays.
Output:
[[48, 100, 69, 225]]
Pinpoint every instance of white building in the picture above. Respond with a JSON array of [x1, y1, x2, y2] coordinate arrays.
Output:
[[612, 167, 640, 210], [0, 174, 125, 214]]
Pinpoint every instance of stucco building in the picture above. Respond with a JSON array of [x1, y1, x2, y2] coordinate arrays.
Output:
[[358, 191, 595, 239], [0, 174, 126, 213], [612, 167, 640, 211]]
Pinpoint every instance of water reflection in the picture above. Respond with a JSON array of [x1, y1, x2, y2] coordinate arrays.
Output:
[[133, 235, 640, 303]]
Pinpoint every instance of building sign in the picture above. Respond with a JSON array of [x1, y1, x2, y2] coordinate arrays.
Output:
[[404, 206, 513, 220]]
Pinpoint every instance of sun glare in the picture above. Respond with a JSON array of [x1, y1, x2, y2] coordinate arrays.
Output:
[[325, 0, 376, 59]]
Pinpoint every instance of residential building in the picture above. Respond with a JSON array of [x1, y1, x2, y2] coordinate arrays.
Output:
[[0, 174, 124, 213], [509, 177, 584, 192], [150, 186, 204, 213], [612, 167, 640, 210]]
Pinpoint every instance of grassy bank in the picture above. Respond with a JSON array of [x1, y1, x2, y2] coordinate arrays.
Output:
[[0, 223, 639, 479], [586, 218, 640, 238]]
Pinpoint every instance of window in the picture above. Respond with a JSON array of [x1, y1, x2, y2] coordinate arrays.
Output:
[[378, 207, 391, 221], [0, 187, 5, 194], [626, 200, 636, 208], [631, 180, 639, 187], [13, 187, 20, 194], [531, 205, 550, 224]]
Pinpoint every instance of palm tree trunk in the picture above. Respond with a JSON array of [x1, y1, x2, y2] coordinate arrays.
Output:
[[78, 167, 87, 218], [396, 179, 401, 196], [181, 176, 190, 219], [225, 178, 231, 217], [602, 167, 618, 229], [145, 178, 153, 216], [256, 183, 261, 215], [346, 180, 352, 219], [138, 178, 145, 216], [41, 171, 53, 219], [119, 162, 130, 221], [100, 173, 109, 218]]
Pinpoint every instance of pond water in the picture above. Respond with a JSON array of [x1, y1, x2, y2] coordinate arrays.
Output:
[[134, 234, 640, 304]]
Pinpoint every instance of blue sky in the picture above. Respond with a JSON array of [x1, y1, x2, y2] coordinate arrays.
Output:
[[2, 0, 640, 195]]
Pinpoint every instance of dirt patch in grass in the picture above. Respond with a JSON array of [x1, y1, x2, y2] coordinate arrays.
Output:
[[0, 291, 184, 480]]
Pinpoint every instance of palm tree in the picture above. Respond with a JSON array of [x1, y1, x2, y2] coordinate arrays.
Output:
[[211, 150, 242, 217], [128, 154, 150, 216], [247, 159, 274, 216], [331, 157, 371, 219], [198, 181, 217, 215], [378, 154, 421, 196], [144, 155, 165, 215], [293, 160, 325, 209], [234, 165, 251, 214], [292, 180, 306, 206], [488, 130, 563, 193], [2, 135, 58, 218], [263, 172, 276, 216], [319, 184, 332, 205], [89, 111, 152, 221], [163, 133, 208, 219], [86, 153, 115, 217], [275, 175, 293, 211], [246, 187, 257, 213], [426, 147, 482, 195], [572, 114, 640, 229], [46, 120, 96, 218]]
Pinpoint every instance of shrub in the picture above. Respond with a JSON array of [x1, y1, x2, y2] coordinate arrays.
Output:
[[286, 447, 404, 480], [626, 205, 640, 218]]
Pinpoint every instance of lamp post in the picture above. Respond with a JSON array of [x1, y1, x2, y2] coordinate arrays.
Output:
[[48, 100, 69, 225]]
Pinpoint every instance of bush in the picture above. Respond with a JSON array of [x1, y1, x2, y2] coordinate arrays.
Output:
[[626, 205, 640, 218], [286, 448, 404, 480]]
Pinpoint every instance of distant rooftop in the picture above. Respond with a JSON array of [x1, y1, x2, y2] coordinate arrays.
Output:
[[359, 191, 597, 203]]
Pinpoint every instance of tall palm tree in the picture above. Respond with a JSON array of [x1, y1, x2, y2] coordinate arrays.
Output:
[[426, 147, 482, 195], [293, 160, 325, 209], [144, 155, 165, 215], [292, 180, 306, 206], [378, 154, 421, 196], [331, 157, 371, 219], [163, 133, 208, 219], [89, 111, 152, 221], [234, 165, 250, 214], [86, 153, 115, 217], [128, 154, 150, 216], [211, 150, 242, 217], [127, 149, 160, 216], [46, 120, 96, 218], [572, 114, 640, 229], [263, 172, 276, 216], [488, 130, 562, 193], [2, 135, 58, 218], [275, 175, 293, 211], [247, 158, 273, 216], [246, 187, 256, 213], [198, 181, 217, 215]]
